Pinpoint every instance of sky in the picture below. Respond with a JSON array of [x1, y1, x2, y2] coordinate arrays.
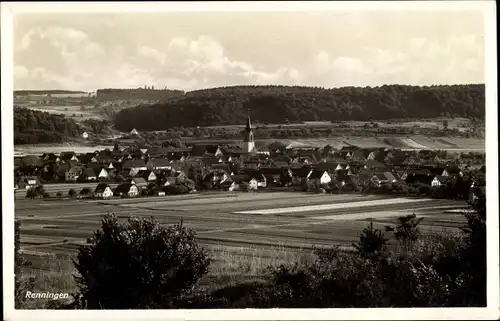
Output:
[[12, 10, 485, 92]]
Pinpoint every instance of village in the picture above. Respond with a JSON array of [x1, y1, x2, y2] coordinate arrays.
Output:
[[14, 117, 486, 202]]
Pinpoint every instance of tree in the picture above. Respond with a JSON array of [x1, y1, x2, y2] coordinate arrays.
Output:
[[80, 187, 92, 196], [443, 119, 449, 130], [72, 214, 211, 309], [353, 221, 389, 260], [68, 189, 76, 197], [385, 214, 423, 252]]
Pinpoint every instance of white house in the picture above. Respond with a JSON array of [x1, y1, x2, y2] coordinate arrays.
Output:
[[94, 183, 113, 199], [65, 166, 83, 182], [308, 170, 332, 185]]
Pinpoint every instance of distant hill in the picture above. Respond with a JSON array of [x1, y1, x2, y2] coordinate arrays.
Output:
[[114, 84, 485, 131], [14, 90, 87, 96], [96, 88, 185, 101], [14, 107, 82, 144]]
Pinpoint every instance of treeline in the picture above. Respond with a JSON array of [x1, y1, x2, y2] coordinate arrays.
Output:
[[96, 88, 185, 101], [14, 90, 87, 96], [114, 84, 485, 131], [14, 107, 81, 144]]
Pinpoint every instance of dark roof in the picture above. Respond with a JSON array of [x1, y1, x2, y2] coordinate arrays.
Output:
[[82, 168, 96, 177], [122, 159, 147, 169], [94, 183, 110, 193], [148, 158, 172, 167], [309, 170, 329, 179], [231, 174, 254, 183], [291, 166, 312, 177], [129, 177, 147, 185], [115, 183, 135, 194], [405, 173, 434, 185], [21, 155, 43, 167]]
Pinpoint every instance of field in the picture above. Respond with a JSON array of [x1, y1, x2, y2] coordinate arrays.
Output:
[[19, 105, 103, 121], [16, 191, 468, 259], [15, 190, 471, 303]]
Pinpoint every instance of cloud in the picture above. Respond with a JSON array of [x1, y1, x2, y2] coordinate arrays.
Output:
[[13, 15, 484, 91]]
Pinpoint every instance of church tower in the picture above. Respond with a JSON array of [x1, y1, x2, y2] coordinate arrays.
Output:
[[243, 115, 255, 153]]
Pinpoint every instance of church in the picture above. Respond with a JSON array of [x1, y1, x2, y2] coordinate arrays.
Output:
[[242, 115, 256, 154]]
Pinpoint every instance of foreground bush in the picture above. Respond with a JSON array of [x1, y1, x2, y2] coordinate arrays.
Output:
[[72, 214, 211, 309]]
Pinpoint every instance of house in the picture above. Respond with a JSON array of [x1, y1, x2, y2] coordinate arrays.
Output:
[[79, 168, 98, 181], [21, 155, 44, 168], [291, 166, 313, 185], [308, 170, 332, 185], [231, 175, 258, 191], [135, 170, 157, 182], [431, 175, 450, 187], [115, 183, 139, 197], [203, 170, 231, 188], [122, 159, 148, 176], [65, 166, 83, 182], [23, 176, 39, 190], [220, 180, 237, 191], [127, 177, 148, 188], [405, 173, 434, 186], [442, 166, 463, 177], [239, 169, 267, 187], [94, 183, 114, 199], [130, 128, 139, 136], [59, 152, 79, 162], [163, 170, 186, 186], [191, 144, 223, 157], [146, 158, 172, 170], [94, 167, 109, 180]]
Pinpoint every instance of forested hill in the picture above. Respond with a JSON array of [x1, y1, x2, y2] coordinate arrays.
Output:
[[114, 84, 485, 131], [14, 90, 87, 96], [14, 107, 82, 144]]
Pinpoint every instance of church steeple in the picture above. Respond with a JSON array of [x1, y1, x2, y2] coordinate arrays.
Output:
[[242, 113, 255, 153], [245, 115, 252, 132]]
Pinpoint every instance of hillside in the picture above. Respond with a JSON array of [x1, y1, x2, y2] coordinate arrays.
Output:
[[96, 88, 185, 101], [14, 107, 82, 144], [14, 90, 87, 96], [114, 84, 485, 131], [14, 107, 112, 145]]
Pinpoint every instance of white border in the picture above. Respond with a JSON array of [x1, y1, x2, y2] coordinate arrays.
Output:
[[2, 1, 498, 320]]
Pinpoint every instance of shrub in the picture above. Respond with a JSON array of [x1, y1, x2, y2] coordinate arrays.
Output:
[[79, 187, 92, 196], [56, 191, 63, 197], [68, 189, 76, 197], [353, 222, 389, 260], [73, 214, 211, 309], [386, 214, 424, 252]]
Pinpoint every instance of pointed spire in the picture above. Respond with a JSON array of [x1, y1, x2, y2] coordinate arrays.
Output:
[[246, 109, 252, 132], [246, 115, 252, 132]]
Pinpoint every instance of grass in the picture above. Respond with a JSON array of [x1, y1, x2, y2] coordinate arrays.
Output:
[[18, 254, 77, 309], [17, 243, 312, 308]]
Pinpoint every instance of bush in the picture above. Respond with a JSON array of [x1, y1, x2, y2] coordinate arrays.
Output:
[[72, 214, 211, 309], [68, 189, 76, 197], [79, 187, 92, 196], [56, 191, 63, 197], [353, 222, 389, 260]]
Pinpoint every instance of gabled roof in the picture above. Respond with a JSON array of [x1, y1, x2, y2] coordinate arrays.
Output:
[[147, 158, 172, 167], [291, 166, 313, 177], [94, 183, 111, 193], [115, 183, 135, 194], [122, 159, 147, 168], [434, 175, 450, 184], [309, 169, 329, 179], [231, 174, 255, 183], [21, 155, 43, 167], [82, 168, 96, 177], [128, 177, 148, 185]]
